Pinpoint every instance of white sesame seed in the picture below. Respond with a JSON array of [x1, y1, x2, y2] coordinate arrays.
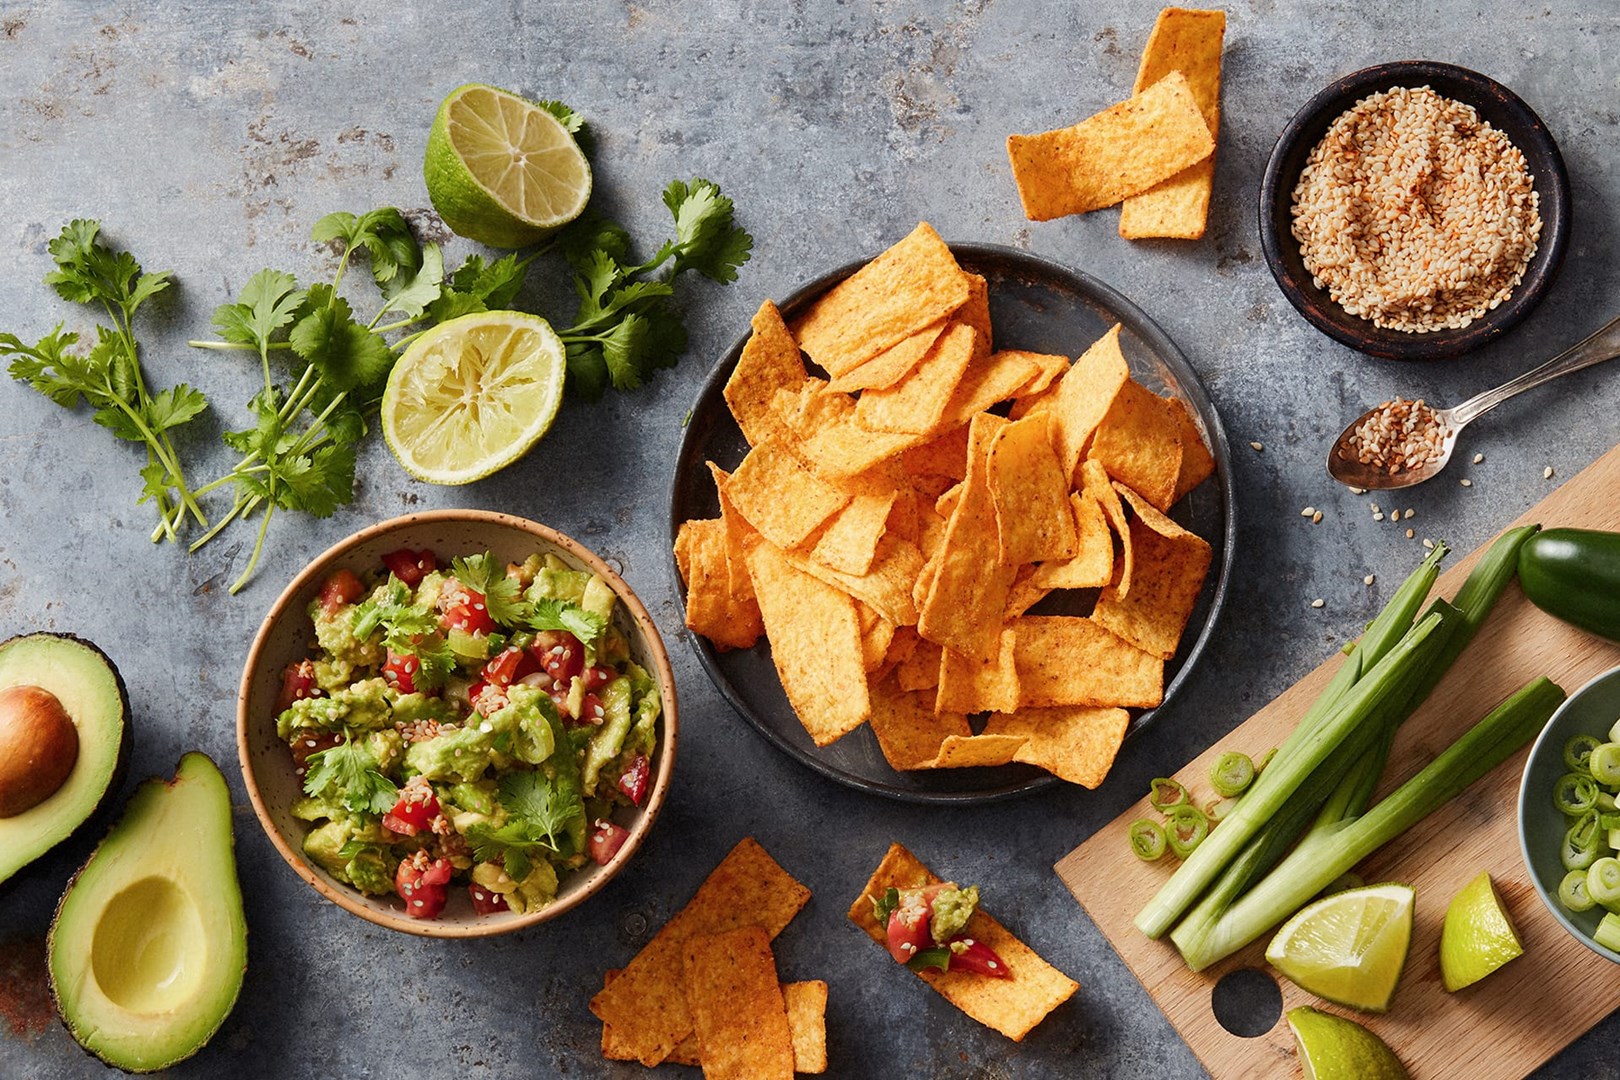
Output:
[[1251, 441, 1264, 451], [1406, 528, 1415, 539], [1460, 478, 1472, 487], [1312, 511, 1324, 524], [1473, 452, 1485, 464], [1311, 598, 1326, 608], [987, 961, 998, 969], [1301, 507, 1317, 518], [414, 900, 424, 908], [1364, 575, 1376, 586], [1404, 509, 1416, 520], [1373, 512, 1385, 521], [1349, 486, 1367, 495], [1545, 466, 1555, 479], [1423, 538, 1435, 549]]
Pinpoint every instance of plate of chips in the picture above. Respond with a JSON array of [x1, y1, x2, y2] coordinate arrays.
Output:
[[671, 228, 1233, 803]]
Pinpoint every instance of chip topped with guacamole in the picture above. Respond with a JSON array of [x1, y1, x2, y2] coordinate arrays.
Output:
[[275, 547, 660, 918]]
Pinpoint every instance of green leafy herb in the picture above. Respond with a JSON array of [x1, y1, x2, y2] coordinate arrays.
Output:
[[465, 768, 585, 881], [451, 552, 528, 626], [304, 739, 398, 816], [526, 597, 606, 647], [351, 579, 455, 689], [2, 220, 208, 541]]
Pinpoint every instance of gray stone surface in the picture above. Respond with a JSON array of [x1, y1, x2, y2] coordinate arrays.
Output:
[[0, 1, 1616, 1077]]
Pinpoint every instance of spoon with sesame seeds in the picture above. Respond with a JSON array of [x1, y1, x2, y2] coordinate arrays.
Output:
[[1327, 314, 1620, 490]]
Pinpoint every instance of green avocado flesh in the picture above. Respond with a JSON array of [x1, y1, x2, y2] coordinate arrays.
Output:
[[0, 633, 130, 884], [48, 752, 247, 1073]]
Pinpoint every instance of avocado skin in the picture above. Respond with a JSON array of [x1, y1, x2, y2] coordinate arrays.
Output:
[[0, 632, 131, 887], [47, 752, 247, 1073]]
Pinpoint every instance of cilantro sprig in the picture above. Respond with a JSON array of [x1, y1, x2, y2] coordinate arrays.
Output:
[[451, 553, 528, 626], [464, 768, 586, 881], [352, 579, 455, 690], [2, 221, 209, 541], [303, 738, 399, 816]]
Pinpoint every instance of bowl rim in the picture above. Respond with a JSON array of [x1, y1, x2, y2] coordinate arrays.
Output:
[[1517, 662, 1620, 964], [1258, 59, 1571, 361], [236, 508, 679, 938]]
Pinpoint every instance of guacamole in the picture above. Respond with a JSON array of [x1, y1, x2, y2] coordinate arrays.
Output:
[[277, 547, 659, 918]]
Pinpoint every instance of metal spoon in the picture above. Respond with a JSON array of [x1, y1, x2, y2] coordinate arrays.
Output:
[[1328, 314, 1620, 491]]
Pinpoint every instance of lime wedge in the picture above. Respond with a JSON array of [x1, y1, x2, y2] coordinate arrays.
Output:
[[1265, 882, 1413, 1013], [381, 311, 566, 484], [1440, 871, 1523, 992], [424, 83, 591, 248], [1287, 1006, 1409, 1080]]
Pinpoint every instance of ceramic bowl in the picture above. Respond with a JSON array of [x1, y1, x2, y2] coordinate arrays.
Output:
[[1518, 664, 1620, 962], [238, 510, 678, 937], [1260, 60, 1570, 361]]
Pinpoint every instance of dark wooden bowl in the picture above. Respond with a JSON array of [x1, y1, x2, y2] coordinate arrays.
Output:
[[1259, 60, 1570, 361]]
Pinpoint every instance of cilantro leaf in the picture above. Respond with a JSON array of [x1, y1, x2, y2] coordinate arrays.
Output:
[[376, 242, 444, 319], [526, 598, 606, 648], [563, 342, 610, 403], [410, 634, 457, 691], [303, 739, 398, 816], [465, 768, 585, 880], [311, 208, 422, 289], [451, 552, 528, 626], [289, 285, 394, 392], [146, 384, 209, 434], [661, 179, 754, 283], [211, 269, 306, 352], [43, 219, 174, 318]]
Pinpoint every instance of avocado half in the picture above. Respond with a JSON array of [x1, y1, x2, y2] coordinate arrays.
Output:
[[0, 633, 130, 885], [48, 752, 247, 1072]]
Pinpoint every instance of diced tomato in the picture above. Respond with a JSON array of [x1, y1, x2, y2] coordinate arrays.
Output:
[[530, 630, 584, 685], [469, 679, 510, 718], [946, 938, 1011, 978], [580, 665, 615, 692], [578, 692, 607, 726], [885, 895, 934, 966], [468, 883, 508, 915], [319, 568, 365, 612], [617, 753, 651, 807], [395, 856, 452, 919], [277, 660, 318, 711], [288, 731, 343, 775], [483, 646, 539, 687], [443, 594, 496, 636], [588, 819, 631, 866], [381, 788, 440, 837], [382, 650, 419, 694], [381, 548, 437, 587]]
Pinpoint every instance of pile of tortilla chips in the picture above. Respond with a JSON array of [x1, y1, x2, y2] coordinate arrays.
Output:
[[848, 843, 1079, 1041], [1007, 7, 1226, 239], [676, 221, 1215, 791], [593, 838, 826, 1077]]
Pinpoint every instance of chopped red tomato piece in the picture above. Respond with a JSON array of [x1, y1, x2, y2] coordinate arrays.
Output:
[[278, 660, 318, 711], [580, 665, 615, 692], [468, 883, 508, 915], [531, 630, 584, 685], [289, 731, 343, 776], [579, 692, 607, 726], [381, 650, 419, 694], [396, 855, 453, 919], [947, 938, 1011, 978], [381, 787, 440, 837], [381, 548, 437, 587], [443, 594, 496, 636], [885, 893, 934, 965], [617, 753, 650, 807], [483, 646, 539, 687], [588, 819, 631, 866], [469, 680, 509, 718], [319, 568, 365, 612]]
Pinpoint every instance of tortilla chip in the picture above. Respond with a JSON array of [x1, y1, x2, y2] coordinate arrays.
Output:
[[1088, 380, 1184, 511], [1006, 71, 1214, 220], [939, 349, 1043, 429], [868, 676, 971, 770], [1092, 495, 1213, 659], [885, 490, 922, 546], [1010, 615, 1163, 708], [1008, 383, 1059, 422], [590, 838, 811, 1066], [861, 612, 898, 673], [792, 222, 973, 375], [1005, 565, 1052, 619], [984, 706, 1131, 788], [678, 518, 762, 651], [1050, 325, 1130, 478], [1168, 396, 1215, 502], [747, 543, 872, 745], [987, 413, 1079, 563], [707, 462, 766, 618], [728, 441, 851, 550], [897, 424, 971, 481], [937, 628, 1019, 715], [1032, 493, 1114, 590], [935, 481, 963, 521], [1120, 9, 1227, 240], [800, 413, 931, 477], [725, 300, 809, 448], [771, 378, 855, 440], [827, 318, 948, 393], [1012, 351, 1071, 398], [848, 844, 1079, 1041], [1082, 459, 1134, 595], [896, 637, 944, 693], [683, 926, 795, 1080], [959, 272, 993, 357], [810, 491, 898, 577], [784, 535, 924, 628], [917, 415, 1019, 660], [925, 733, 1027, 768], [783, 981, 829, 1074], [856, 321, 977, 435]]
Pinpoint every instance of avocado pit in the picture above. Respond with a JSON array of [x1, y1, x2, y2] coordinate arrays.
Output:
[[0, 684, 79, 817]]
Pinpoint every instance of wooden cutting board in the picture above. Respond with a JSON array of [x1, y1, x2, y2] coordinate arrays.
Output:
[[1057, 442, 1620, 1080]]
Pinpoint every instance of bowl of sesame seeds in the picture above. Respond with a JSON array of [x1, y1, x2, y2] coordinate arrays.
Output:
[[1260, 61, 1570, 361]]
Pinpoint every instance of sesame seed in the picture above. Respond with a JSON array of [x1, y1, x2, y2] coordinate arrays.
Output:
[[1545, 466, 1555, 479], [1406, 528, 1415, 539], [1349, 486, 1367, 495], [1473, 452, 1485, 464], [1423, 538, 1435, 549], [987, 961, 998, 969], [1311, 598, 1326, 608], [1460, 478, 1472, 487], [1373, 512, 1386, 522], [1404, 509, 1416, 520], [1301, 507, 1317, 518], [1340, 398, 1452, 474], [1251, 441, 1264, 451], [1364, 575, 1376, 586], [1312, 511, 1324, 524], [414, 900, 424, 908]]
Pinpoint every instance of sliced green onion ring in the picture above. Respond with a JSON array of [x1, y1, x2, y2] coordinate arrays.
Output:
[[1555, 772, 1601, 816], [1149, 777, 1190, 813], [1128, 819, 1167, 862], [1566, 733, 1603, 774], [1590, 858, 1620, 909], [1592, 743, 1620, 787], [1209, 752, 1256, 799], [1166, 806, 1210, 859], [1560, 869, 1596, 913], [1564, 811, 1603, 872], [1596, 912, 1620, 953]]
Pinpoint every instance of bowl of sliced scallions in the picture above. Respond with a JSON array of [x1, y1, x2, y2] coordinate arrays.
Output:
[[1519, 664, 1620, 962]]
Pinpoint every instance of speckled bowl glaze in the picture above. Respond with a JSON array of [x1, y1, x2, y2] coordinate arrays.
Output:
[[238, 510, 678, 938], [1260, 60, 1570, 361]]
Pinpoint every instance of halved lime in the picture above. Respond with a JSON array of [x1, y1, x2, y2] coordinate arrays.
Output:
[[1287, 1006, 1409, 1080], [424, 83, 591, 248], [1439, 871, 1523, 992], [1265, 882, 1414, 1013], [381, 311, 566, 485]]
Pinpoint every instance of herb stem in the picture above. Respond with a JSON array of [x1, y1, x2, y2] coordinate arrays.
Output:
[[231, 501, 275, 594]]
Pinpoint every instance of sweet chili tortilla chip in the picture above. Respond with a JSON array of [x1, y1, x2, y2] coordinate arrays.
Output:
[[1010, 615, 1163, 708], [792, 222, 973, 375], [959, 272, 993, 357], [861, 611, 899, 673], [935, 481, 963, 521], [939, 350, 1045, 430], [707, 462, 765, 609], [983, 706, 1131, 788], [987, 413, 1079, 564], [683, 926, 796, 1080], [897, 424, 971, 481], [810, 491, 898, 577], [937, 628, 1020, 715], [590, 838, 811, 1067], [855, 321, 977, 435], [1012, 351, 1072, 398], [896, 637, 944, 693], [724, 299, 809, 448], [1167, 395, 1216, 502], [1092, 488, 1213, 659], [677, 518, 762, 651], [748, 542, 872, 745], [727, 440, 851, 549], [784, 535, 924, 628], [849, 844, 1079, 1041], [770, 378, 853, 440], [1082, 459, 1133, 595], [1120, 8, 1227, 240], [1051, 325, 1130, 478], [799, 412, 931, 477], [1006, 71, 1214, 221], [868, 676, 972, 770], [1004, 565, 1052, 619], [925, 733, 1027, 768], [1032, 492, 1114, 590], [603, 972, 827, 1073], [1088, 379, 1184, 511], [827, 318, 948, 393]]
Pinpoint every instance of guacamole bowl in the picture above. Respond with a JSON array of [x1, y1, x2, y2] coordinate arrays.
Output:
[[238, 510, 678, 938]]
